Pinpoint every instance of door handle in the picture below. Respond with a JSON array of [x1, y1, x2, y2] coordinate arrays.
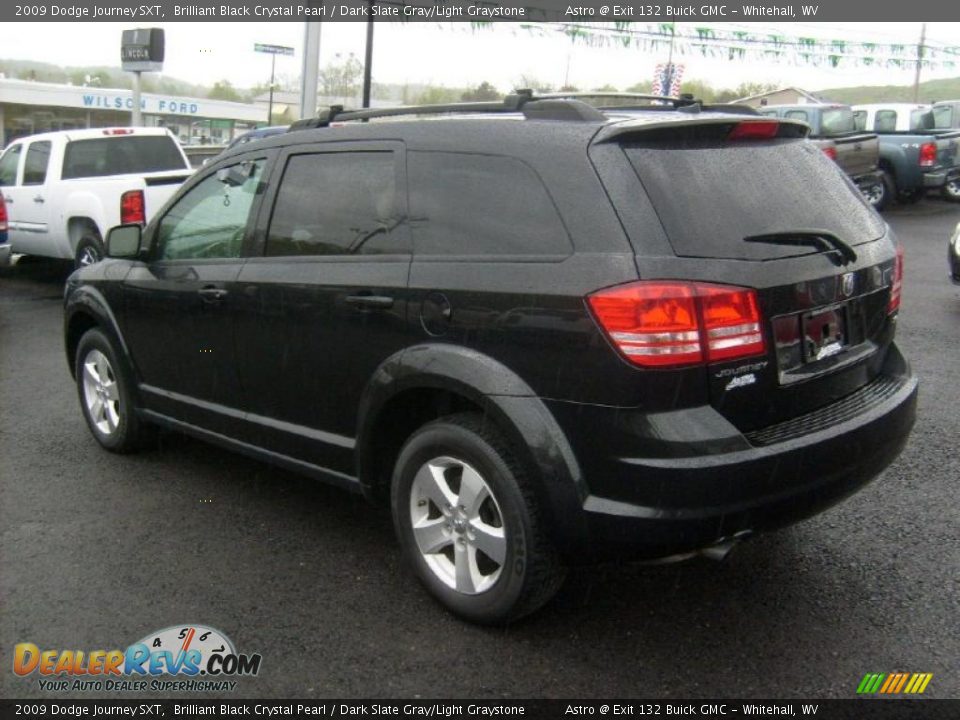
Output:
[[345, 294, 394, 310], [198, 286, 229, 302], [33, 196, 44, 203]]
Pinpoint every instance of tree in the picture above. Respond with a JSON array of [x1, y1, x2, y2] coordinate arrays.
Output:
[[461, 81, 501, 102], [592, 84, 619, 93], [319, 53, 364, 99], [414, 86, 462, 106], [678, 79, 716, 102], [517, 75, 554, 93], [558, 85, 580, 92], [625, 80, 654, 94], [209, 79, 242, 102]]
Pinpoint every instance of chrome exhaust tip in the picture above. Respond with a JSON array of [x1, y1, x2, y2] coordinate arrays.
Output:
[[699, 530, 754, 562]]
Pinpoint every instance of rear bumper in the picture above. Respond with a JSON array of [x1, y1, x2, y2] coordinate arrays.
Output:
[[545, 345, 918, 561], [0, 242, 11, 267], [922, 167, 960, 188]]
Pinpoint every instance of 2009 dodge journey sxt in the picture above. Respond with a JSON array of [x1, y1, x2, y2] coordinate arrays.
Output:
[[64, 93, 918, 623]]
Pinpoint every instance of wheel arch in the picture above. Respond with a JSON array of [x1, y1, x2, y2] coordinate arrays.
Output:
[[355, 344, 588, 553], [67, 216, 103, 256], [64, 287, 134, 384]]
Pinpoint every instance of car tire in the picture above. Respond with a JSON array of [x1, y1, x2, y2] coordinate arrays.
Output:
[[870, 171, 893, 211], [897, 188, 922, 205], [391, 413, 565, 624], [942, 177, 960, 203], [75, 328, 145, 453], [74, 232, 105, 269]]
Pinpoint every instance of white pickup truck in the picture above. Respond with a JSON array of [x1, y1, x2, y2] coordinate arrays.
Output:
[[0, 127, 192, 267]]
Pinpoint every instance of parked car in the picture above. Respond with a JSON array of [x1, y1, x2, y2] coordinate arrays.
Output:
[[758, 103, 886, 208], [0, 194, 9, 266], [225, 125, 288, 151], [0, 127, 192, 268], [852, 103, 960, 203], [950, 222, 960, 284], [64, 94, 918, 623]]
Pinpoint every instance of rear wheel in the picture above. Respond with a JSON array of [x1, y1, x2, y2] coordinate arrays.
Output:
[[942, 177, 960, 203], [75, 328, 144, 452], [391, 413, 565, 624], [74, 232, 105, 269]]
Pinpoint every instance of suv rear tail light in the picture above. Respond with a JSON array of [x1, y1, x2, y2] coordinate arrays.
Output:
[[587, 281, 766, 368], [0, 194, 7, 233], [727, 121, 780, 141], [822, 146, 838, 162], [888, 245, 904, 314], [919, 142, 937, 167], [120, 190, 146, 225]]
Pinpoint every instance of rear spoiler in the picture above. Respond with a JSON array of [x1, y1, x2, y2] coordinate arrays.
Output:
[[593, 116, 811, 144]]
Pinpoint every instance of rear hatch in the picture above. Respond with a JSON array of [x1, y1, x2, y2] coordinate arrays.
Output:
[[590, 116, 901, 433]]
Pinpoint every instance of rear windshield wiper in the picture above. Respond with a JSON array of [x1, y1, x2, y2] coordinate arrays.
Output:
[[743, 230, 857, 265]]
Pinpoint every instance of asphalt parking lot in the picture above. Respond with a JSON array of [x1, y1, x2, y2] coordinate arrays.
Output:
[[1, 202, 958, 701]]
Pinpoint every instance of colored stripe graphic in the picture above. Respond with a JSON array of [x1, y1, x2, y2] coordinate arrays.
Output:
[[858, 672, 932, 694]]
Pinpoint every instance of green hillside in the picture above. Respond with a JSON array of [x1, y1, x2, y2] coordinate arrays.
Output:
[[816, 76, 960, 105]]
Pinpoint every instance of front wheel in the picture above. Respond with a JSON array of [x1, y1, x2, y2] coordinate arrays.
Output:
[[391, 413, 565, 624], [75, 328, 145, 453]]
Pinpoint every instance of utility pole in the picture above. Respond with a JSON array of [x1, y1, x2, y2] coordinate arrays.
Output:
[[912, 22, 927, 103], [300, 22, 321, 119], [362, 2, 374, 108], [268, 53, 276, 124]]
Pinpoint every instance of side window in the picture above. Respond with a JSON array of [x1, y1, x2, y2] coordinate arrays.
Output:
[[874, 110, 897, 133], [408, 151, 571, 258], [852, 110, 867, 131], [784, 110, 810, 123], [932, 105, 953, 129], [156, 158, 264, 261], [23, 141, 52, 186], [266, 151, 401, 257], [0, 144, 23, 187]]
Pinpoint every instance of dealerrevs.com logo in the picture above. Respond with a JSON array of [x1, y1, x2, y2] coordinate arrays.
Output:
[[13, 625, 262, 693]]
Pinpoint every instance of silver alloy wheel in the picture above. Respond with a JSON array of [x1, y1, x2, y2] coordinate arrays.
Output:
[[863, 183, 884, 207], [409, 456, 507, 595], [78, 245, 101, 267], [81, 349, 121, 436], [945, 178, 960, 200]]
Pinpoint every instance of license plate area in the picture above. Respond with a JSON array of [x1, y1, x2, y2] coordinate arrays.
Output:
[[802, 304, 848, 363]]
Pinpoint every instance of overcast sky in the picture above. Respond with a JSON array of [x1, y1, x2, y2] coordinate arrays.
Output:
[[5, 22, 960, 94]]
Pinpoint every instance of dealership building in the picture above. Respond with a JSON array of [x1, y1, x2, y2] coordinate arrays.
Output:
[[0, 77, 267, 147]]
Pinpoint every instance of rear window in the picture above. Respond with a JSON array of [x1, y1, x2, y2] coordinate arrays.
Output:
[[623, 139, 885, 261], [820, 109, 856, 136], [62, 136, 187, 179]]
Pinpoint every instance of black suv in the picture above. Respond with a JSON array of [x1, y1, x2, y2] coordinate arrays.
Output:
[[64, 93, 918, 623]]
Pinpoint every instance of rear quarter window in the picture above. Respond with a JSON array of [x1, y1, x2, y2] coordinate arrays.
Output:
[[62, 136, 187, 179], [408, 151, 571, 259]]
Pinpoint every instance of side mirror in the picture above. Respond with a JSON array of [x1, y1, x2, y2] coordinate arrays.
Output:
[[106, 224, 142, 258]]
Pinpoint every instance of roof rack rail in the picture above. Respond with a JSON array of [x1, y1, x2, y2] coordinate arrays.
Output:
[[285, 89, 729, 131]]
